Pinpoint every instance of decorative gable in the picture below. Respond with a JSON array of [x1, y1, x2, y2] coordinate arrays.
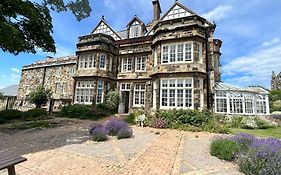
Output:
[[162, 3, 195, 21], [127, 16, 146, 38], [92, 18, 122, 40]]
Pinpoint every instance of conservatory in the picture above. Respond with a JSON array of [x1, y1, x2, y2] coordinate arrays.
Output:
[[214, 83, 270, 115]]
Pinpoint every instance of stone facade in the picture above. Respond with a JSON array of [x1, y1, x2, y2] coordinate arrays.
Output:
[[17, 1, 223, 113], [17, 56, 76, 110], [271, 71, 281, 90]]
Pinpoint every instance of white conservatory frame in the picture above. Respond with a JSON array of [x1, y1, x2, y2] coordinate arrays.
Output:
[[214, 83, 270, 115]]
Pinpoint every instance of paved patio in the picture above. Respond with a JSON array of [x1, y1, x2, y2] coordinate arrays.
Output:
[[0, 119, 242, 175]]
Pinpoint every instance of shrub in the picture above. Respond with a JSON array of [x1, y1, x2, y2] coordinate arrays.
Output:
[[117, 126, 133, 139], [89, 125, 108, 142], [0, 109, 24, 124], [105, 119, 128, 136], [57, 104, 97, 119], [229, 133, 255, 152], [237, 137, 281, 175], [152, 118, 167, 129], [202, 120, 229, 134], [229, 116, 244, 128], [96, 103, 112, 116], [105, 90, 120, 112], [125, 114, 136, 124], [28, 86, 52, 108], [210, 138, 240, 161], [23, 108, 48, 121], [0, 92, 3, 99]]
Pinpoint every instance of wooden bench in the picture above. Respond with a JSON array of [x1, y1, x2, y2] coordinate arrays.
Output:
[[0, 150, 27, 175]]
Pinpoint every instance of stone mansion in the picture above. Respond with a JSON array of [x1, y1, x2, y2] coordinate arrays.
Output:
[[17, 0, 270, 115]]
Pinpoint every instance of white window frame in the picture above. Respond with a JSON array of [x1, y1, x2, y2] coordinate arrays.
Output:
[[99, 53, 106, 70], [215, 91, 227, 113], [160, 78, 194, 109], [161, 42, 194, 64], [96, 80, 104, 104], [78, 54, 96, 70], [133, 83, 146, 107], [120, 83, 131, 91], [135, 56, 147, 72], [121, 58, 132, 72], [75, 81, 94, 104]]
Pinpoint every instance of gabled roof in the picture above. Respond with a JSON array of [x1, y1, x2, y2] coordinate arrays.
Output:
[[215, 82, 269, 94], [91, 17, 123, 40], [161, 1, 196, 21], [127, 16, 146, 28]]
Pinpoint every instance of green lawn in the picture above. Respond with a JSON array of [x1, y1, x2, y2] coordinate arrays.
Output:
[[230, 127, 281, 139]]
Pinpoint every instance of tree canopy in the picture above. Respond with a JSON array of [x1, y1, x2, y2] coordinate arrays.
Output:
[[0, 92, 3, 99], [269, 90, 281, 112], [0, 0, 91, 55]]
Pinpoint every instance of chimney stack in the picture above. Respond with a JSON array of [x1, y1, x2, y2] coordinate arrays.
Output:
[[152, 0, 162, 21]]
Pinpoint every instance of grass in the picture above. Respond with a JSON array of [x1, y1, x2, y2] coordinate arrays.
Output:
[[230, 127, 281, 139]]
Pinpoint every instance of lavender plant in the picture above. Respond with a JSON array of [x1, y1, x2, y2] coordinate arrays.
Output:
[[117, 126, 133, 139], [89, 124, 108, 142], [105, 119, 128, 136]]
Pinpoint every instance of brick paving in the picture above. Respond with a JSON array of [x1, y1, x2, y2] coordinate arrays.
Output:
[[0, 119, 241, 175]]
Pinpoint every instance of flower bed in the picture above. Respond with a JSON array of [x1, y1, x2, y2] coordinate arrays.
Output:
[[210, 133, 281, 175]]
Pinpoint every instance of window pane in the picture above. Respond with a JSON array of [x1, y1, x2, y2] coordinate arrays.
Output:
[[185, 43, 192, 61], [170, 45, 176, 62], [177, 44, 184, 62]]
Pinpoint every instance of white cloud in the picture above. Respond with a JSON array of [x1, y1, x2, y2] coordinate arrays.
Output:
[[222, 40, 281, 88], [35, 45, 74, 58], [11, 68, 20, 73], [202, 5, 233, 21], [11, 73, 20, 79], [262, 37, 280, 47]]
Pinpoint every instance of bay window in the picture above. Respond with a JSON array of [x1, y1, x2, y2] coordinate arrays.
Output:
[[78, 54, 96, 69], [75, 81, 94, 104], [160, 78, 193, 109], [99, 53, 106, 69], [161, 42, 196, 64], [96, 80, 104, 103]]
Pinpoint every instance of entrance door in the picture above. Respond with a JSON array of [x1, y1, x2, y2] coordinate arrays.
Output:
[[121, 91, 130, 113]]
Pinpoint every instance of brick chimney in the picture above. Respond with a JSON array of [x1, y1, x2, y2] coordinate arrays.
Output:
[[152, 0, 162, 21]]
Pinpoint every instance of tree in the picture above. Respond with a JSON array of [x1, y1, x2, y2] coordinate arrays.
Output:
[[28, 86, 52, 108], [105, 90, 120, 112], [269, 90, 281, 112], [0, 92, 3, 99], [0, 0, 91, 55]]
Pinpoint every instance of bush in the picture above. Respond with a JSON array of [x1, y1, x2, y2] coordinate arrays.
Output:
[[152, 118, 167, 129], [202, 120, 229, 134], [105, 119, 128, 136], [117, 126, 133, 139], [23, 108, 48, 121], [105, 90, 120, 113], [210, 138, 240, 161], [57, 104, 97, 119], [96, 103, 112, 116], [0, 109, 24, 124], [229, 116, 244, 128], [125, 114, 136, 124], [89, 124, 108, 142]]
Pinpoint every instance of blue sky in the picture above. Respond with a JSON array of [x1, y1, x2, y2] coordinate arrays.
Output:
[[0, 0, 281, 89]]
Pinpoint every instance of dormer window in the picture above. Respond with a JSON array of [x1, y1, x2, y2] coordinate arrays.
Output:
[[129, 21, 142, 38]]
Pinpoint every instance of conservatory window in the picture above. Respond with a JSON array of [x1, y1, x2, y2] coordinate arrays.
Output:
[[160, 78, 193, 109], [99, 53, 106, 69], [135, 56, 146, 72], [215, 91, 227, 113], [244, 94, 254, 114], [122, 58, 132, 72], [96, 80, 104, 103], [256, 95, 266, 114], [161, 42, 194, 64], [75, 81, 94, 104], [134, 83, 145, 106]]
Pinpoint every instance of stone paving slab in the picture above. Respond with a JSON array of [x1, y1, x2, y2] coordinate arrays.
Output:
[[0, 119, 242, 175]]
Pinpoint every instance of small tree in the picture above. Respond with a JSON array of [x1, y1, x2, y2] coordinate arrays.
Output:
[[105, 90, 120, 112], [28, 86, 52, 108], [269, 90, 281, 112], [0, 92, 4, 100]]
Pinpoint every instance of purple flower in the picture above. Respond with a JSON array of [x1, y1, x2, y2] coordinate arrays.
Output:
[[105, 119, 128, 136]]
